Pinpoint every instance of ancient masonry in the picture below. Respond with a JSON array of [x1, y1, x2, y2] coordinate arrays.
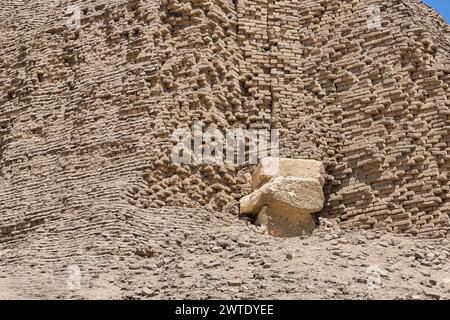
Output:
[[0, 0, 450, 241], [240, 158, 327, 237]]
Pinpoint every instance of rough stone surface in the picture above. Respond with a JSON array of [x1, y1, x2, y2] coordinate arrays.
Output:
[[1, 209, 449, 300], [240, 158, 326, 236], [237, 0, 450, 237], [0, 0, 449, 237], [241, 176, 325, 215], [0, 0, 450, 299], [251, 158, 326, 190]]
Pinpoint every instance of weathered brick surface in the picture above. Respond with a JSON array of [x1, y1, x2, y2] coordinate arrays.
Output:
[[0, 0, 449, 243], [231, 0, 450, 236]]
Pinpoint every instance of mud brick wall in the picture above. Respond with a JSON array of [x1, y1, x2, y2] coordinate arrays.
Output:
[[238, 0, 450, 236], [1, 0, 449, 239], [0, 0, 248, 246]]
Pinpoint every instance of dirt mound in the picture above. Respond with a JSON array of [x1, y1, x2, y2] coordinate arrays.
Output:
[[1, 207, 449, 299]]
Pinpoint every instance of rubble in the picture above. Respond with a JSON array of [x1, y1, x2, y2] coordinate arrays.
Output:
[[240, 158, 326, 236]]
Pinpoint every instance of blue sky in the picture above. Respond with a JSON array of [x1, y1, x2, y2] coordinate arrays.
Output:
[[423, 0, 450, 23]]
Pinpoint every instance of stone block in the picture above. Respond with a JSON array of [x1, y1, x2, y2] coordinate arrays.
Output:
[[251, 157, 326, 190], [240, 158, 325, 237]]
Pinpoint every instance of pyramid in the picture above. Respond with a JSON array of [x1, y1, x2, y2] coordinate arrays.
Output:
[[0, 0, 450, 298]]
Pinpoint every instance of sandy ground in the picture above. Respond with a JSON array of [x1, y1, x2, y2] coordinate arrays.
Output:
[[0, 207, 449, 300]]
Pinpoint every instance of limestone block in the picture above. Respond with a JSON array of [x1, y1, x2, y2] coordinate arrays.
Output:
[[251, 157, 326, 190], [241, 176, 325, 214], [240, 158, 326, 237]]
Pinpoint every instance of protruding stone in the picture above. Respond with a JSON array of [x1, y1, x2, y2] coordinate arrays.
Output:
[[240, 158, 326, 237], [251, 158, 326, 190]]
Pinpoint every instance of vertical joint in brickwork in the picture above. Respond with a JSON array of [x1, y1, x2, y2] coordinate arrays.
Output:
[[265, 0, 275, 129]]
